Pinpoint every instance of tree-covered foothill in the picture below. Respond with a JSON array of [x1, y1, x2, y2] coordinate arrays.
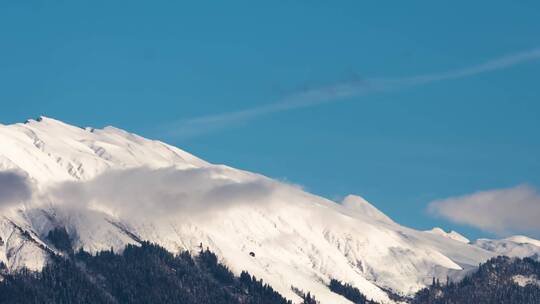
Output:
[[0, 239, 292, 304], [413, 256, 540, 304]]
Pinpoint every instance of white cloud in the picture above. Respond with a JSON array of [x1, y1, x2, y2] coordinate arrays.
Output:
[[48, 166, 299, 221], [163, 47, 540, 139], [428, 185, 540, 236], [0, 170, 33, 208]]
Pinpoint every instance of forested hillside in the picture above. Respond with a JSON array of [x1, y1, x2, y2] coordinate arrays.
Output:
[[413, 256, 540, 304], [0, 228, 293, 304]]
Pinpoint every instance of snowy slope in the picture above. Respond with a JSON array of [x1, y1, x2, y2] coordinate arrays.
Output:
[[0, 117, 538, 303]]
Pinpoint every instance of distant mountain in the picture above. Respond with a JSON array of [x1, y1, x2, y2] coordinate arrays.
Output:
[[0, 117, 539, 303], [474, 236, 540, 259]]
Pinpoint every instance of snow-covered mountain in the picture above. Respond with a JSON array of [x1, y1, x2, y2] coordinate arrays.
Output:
[[0, 116, 539, 304], [474, 236, 540, 259]]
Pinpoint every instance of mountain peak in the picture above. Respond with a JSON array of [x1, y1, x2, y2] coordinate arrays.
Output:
[[341, 194, 394, 223], [0, 117, 207, 183], [22, 116, 83, 131], [427, 227, 470, 243], [25, 115, 62, 124]]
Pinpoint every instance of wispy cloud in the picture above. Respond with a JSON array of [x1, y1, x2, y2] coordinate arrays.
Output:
[[428, 185, 540, 236], [164, 47, 540, 139]]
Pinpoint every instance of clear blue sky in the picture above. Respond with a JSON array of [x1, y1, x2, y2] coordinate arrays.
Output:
[[1, 1, 539, 239]]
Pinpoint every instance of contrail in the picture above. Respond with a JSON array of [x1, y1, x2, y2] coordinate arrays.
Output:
[[163, 47, 540, 139]]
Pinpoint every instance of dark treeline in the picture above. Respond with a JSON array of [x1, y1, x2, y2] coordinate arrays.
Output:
[[413, 256, 540, 304], [328, 279, 378, 304], [0, 228, 293, 304], [290, 285, 318, 304]]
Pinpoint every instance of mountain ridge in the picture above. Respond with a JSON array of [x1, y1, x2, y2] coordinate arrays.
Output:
[[0, 117, 539, 303]]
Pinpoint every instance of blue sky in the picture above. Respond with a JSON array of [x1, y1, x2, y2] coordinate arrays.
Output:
[[1, 1, 539, 239]]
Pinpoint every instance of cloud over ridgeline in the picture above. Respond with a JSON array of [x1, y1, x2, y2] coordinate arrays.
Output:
[[163, 47, 540, 139], [49, 166, 301, 220], [0, 170, 33, 208], [428, 185, 540, 236]]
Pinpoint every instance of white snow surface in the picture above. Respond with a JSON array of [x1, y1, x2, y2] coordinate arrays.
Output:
[[426, 227, 470, 244], [474, 236, 540, 260], [0, 117, 539, 304]]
